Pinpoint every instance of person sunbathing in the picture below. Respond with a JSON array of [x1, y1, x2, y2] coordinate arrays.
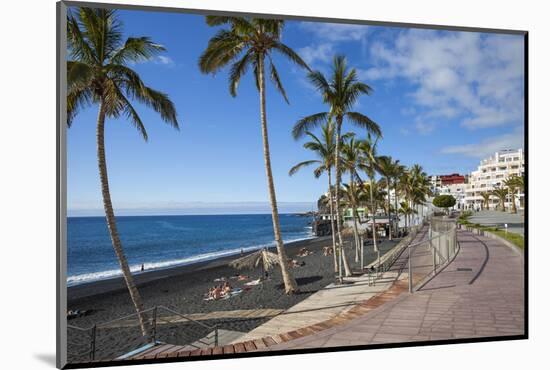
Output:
[[297, 247, 312, 257], [323, 246, 333, 256], [288, 259, 306, 268], [222, 281, 232, 295], [206, 287, 213, 297], [211, 286, 222, 300]]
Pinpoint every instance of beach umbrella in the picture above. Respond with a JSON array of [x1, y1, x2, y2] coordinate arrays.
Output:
[[229, 249, 280, 275]]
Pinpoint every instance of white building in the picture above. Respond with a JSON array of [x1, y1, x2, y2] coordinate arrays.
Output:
[[464, 149, 525, 210], [429, 175, 442, 194], [439, 183, 467, 210]]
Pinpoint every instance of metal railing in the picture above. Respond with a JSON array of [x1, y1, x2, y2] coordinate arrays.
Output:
[[67, 305, 219, 362], [364, 217, 458, 293], [359, 222, 425, 286], [406, 218, 458, 293]]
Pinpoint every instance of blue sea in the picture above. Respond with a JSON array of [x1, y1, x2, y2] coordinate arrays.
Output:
[[67, 214, 314, 286]]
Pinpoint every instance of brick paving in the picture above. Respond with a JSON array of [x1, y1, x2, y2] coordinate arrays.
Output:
[[266, 229, 524, 350]]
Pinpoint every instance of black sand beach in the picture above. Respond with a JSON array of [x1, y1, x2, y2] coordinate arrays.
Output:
[[67, 235, 400, 362]]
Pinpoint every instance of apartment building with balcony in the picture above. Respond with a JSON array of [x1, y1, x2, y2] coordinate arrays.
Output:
[[429, 173, 467, 195], [439, 183, 468, 210], [464, 149, 525, 210]]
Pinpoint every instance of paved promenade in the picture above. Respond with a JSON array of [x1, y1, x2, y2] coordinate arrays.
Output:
[[232, 227, 429, 343], [265, 229, 524, 350], [469, 210, 525, 235]]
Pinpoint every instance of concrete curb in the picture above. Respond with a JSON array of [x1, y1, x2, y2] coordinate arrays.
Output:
[[460, 224, 524, 261]]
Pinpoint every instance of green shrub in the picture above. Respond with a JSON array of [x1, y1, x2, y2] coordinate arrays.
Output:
[[433, 195, 457, 212]]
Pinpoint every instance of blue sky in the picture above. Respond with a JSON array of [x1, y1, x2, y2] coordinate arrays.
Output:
[[67, 8, 525, 216]]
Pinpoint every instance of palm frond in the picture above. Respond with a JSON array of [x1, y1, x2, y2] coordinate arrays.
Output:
[[346, 111, 382, 137], [67, 88, 94, 127], [272, 42, 310, 71], [289, 160, 321, 176], [307, 70, 330, 95], [116, 66, 178, 128], [78, 8, 123, 63], [112, 82, 149, 141], [67, 11, 97, 64], [229, 50, 254, 97], [67, 61, 94, 92], [198, 29, 245, 74], [109, 37, 165, 65], [205, 16, 256, 34], [267, 55, 289, 103], [138, 86, 179, 129], [292, 112, 329, 139]]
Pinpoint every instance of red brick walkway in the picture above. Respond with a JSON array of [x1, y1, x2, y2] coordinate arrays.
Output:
[[265, 229, 525, 349]]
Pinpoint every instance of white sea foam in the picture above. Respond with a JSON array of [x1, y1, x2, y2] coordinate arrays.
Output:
[[67, 235, 315, 286]]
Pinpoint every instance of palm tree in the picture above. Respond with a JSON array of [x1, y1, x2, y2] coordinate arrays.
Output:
[[391, 160, 406, 236], [409, 164, 431, 221], [341, 136, 365, 262], [66, 8, 179, 335], [516, 175, 525, 209], [491, 187, 508, 211], [340, 181, 363, 263], [377, 156, 396, 240], [199, 17, 309, 294], [398, 170, 414, 230], [481, 192, 492, 210], [293, 55, 381, 280], [504, 175, 521, 213], [289, 123, 351, 273], [398, 201, 417, 229], [357, 135, 381, 257]]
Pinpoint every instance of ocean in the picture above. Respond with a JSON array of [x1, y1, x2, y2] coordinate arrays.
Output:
[[67, 214, 314, 286]]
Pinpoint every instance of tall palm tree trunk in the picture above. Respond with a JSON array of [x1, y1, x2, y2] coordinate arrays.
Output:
[[96, 100, 148, 336], [350, 174, 360, 263], [334, 118, 352, 278], [511, 190, 517, 213], [394, 182, 399, 237], [386, 179, 392, 241], [258, 58, 298, 293], [369, 177, 378, 257], [352, 209, 360, 262], [327, 169, 338, 273]]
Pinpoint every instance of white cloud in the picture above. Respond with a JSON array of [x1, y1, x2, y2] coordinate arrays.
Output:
[[300, 22, 368, 42], [441, 131, 524, 158], [363, 30, 524, 131], [154, 55, 175, 67], [297, 21, 368, 68], [415, 121, 435, 135], [298, 43, 335, 65]]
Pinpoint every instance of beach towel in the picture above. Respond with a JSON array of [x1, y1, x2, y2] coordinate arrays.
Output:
[[204, 288, 243, 301], [222, 288, 243, 299], [244, 278, 262, 286]]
